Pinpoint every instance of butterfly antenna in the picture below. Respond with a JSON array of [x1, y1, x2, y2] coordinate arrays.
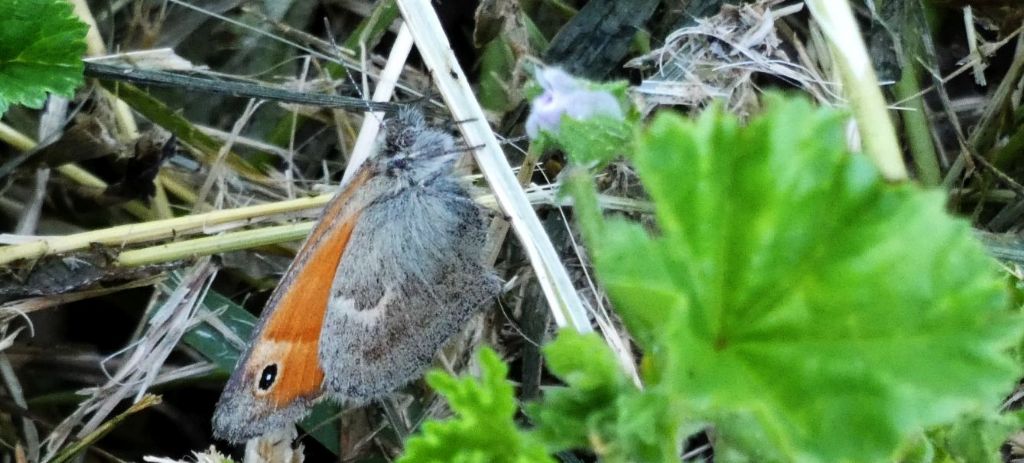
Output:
[[320, 16, 387, 121]]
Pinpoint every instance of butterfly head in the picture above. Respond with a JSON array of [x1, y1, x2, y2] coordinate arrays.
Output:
[[212, 340, 323, 442], [376, 108, 459, 184]]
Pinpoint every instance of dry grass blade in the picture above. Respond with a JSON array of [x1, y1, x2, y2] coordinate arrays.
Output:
[[0, 276, 164, 325], [0, 326, 35, 463], [41, 261, 216, 461], [15, 98, 66, 237], [48, 394, 162, 463]]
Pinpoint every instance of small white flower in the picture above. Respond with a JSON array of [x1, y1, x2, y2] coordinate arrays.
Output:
[[525, 67, 624, 139]]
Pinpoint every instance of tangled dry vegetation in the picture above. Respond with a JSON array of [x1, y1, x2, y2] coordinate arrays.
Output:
[[1, 0, 1024, 461]]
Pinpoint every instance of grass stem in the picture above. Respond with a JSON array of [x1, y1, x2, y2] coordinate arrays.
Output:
[[806, 0, 908, 182]]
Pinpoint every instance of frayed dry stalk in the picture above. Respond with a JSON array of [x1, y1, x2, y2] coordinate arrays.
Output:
[[0, 276, 164, 325], [48, 394, 162, 463], [0, 122, 153, 218], [0, 327, 36, 463], [42, 262, 215, 461], [627, 1, 838, 113], [68, 0, 180, 224]]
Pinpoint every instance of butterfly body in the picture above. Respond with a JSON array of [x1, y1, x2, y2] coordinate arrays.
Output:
[[212, 110, 500, 442]]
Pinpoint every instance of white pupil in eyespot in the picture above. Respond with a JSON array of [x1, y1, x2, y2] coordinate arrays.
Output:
[[258, 364, 277, 390]]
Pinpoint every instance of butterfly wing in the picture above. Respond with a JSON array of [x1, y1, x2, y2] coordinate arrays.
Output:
[[212, 169, 373, 443], [318, 179, 501, 401]]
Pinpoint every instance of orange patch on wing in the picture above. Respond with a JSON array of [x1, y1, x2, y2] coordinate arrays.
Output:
[[304, 167, 372, 248], [265, 215, 359, 341], [256, 168, 371, 406]]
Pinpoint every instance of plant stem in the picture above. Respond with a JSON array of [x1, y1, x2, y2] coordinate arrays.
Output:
[[0, 122, 35, 151], [116, 222, 313, 266], [0, 194, 332, 265], [894, 61, 941, 186], [806, 0, 909, 182], [0, 178, 645, 266]]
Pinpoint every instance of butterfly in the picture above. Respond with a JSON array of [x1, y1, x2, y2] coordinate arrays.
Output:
[[212, 108, 501, 442]]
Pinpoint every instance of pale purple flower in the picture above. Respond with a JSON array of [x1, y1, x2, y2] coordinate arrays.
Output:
[[525, 67, 624, 139]]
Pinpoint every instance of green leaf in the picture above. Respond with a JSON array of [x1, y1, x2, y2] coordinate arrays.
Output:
[[0, 0, 87, 115], [531, 331, 684, 463], [580, 95, 1023, 462], [928, 411, 1023, 463], [479, 38, 516, 113], [531, 331, 632, 456], [399, 348, 555, 463], [556, 114, 633, 166], [897, 432, 938, 463]]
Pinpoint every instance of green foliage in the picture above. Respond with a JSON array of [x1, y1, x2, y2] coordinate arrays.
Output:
[[398, 348, 554, 463], [530, 330, 629, 451], [478, 13, 546, 113], [401, 95, 1023, 463], [530, 330, 682, 462], [575, 80, 631, 167], [897, 412, 1024, 463], [478, 38, 517, 113], [555, 114, 633, 167], [927, 411, 1023, 463], [579, 96, 1022, 461], [0, 0, 87, 115]]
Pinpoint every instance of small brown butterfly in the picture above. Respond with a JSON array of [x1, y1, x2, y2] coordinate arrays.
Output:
[[212, 109, 501, 442]]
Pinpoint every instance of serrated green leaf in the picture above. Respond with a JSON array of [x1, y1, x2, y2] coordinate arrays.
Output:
[[928, 411, 1023, 463], [0, 0, 87, 115], [557, 115, 633, 166], [399, 348, 554, 463], [531, 331, 683, 463], [530, 331, 632, 453], [581, 95, 1023, 462]]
